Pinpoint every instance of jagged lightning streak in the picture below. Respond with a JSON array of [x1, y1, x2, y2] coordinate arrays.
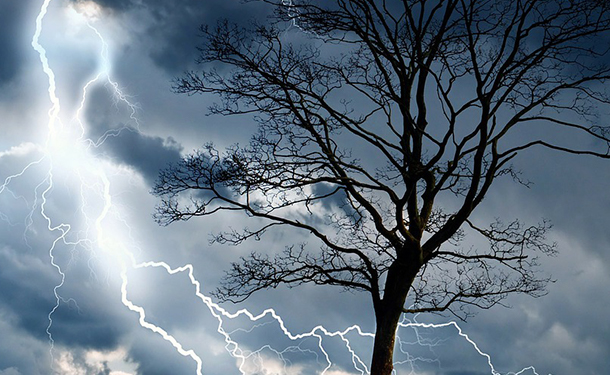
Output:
[[31, 0, 71, 357], [132, 260, 374, 375], [396, 318, 548, 375], [28, 0, 208, 370], [132, 259, 549, 375], [20, 0, 550, 374]]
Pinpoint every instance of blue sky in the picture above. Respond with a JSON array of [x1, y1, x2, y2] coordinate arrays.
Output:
[[0, 1, 609, 374]]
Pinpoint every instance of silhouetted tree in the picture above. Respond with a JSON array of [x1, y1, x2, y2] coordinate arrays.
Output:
[[153, 1, 610, 373]]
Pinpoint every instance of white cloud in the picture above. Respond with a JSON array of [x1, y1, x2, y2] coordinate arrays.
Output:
[[55, 352, 87, 375], [53, 348, 137, 375], [0, 142, 41, 159]]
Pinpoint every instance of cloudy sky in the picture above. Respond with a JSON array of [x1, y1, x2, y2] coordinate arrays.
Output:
[[0, 1, 609, 374]]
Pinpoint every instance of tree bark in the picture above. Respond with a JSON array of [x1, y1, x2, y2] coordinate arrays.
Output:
[[369, 259, 420, 375], [370, 305, 404, 375]]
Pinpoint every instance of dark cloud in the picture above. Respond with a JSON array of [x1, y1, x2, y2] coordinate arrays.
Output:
[[51, 307, 125, 350], [83, 83, 184, 185], [68, 0, 134, 12], [0, 242, 129, 353], [90, 0, 134, 11], [83, 85, 134, 136], [79, 0, 273, 74], [0, 1, 34, 87], [311, 183, 349, 211], [0, 244, 129, 374], [0, 318, 49, 375], [97, 362, 111, 375], [311, 183, 361, 222], [97, 129, 183, 185], [0, 247, 60, 337], [127, 336, 198, 375], [142, 0, 271, 74], [128, 0, 273, 74]]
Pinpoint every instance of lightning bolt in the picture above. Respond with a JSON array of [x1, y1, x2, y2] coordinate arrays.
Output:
[[31, 0, 70, 358], [396, 317, 549, 375], [5, 0, 551, 374], [28, 0, 208, 370]]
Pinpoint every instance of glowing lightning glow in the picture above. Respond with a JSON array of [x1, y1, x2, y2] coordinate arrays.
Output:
[[17, 0, 551, 374], [28, 0, 206, 370]]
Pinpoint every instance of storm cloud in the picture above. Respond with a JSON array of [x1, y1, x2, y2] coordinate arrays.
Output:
[[1, 1, 609, 375], [0, 1, 36, 87]]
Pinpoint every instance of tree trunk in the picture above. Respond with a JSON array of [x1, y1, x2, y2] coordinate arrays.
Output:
[[369, 305, 403, 375], [369, 259, 420, 375]]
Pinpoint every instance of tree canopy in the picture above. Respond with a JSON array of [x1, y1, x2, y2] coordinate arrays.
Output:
[[153, 1, 610, 373]]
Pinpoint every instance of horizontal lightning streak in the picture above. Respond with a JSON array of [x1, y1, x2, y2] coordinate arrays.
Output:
[[120, 263, 205, 374], [135, 260, 374, 375]]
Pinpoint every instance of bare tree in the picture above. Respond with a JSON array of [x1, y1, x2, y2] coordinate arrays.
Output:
[[153, 1, 610, 374]]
